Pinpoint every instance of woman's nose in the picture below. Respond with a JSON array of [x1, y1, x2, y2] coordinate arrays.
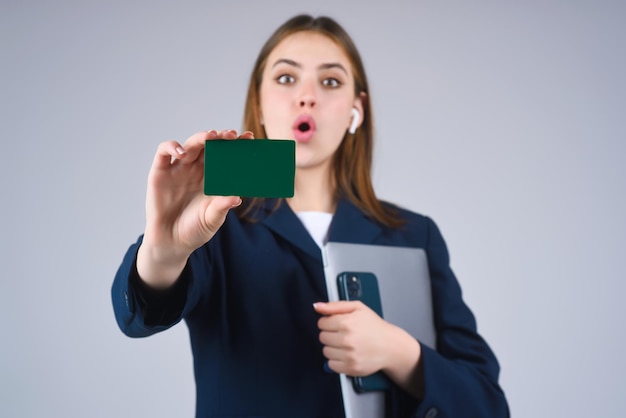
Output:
[[297, 82, 316, 108], [299, 95, 316, 108]]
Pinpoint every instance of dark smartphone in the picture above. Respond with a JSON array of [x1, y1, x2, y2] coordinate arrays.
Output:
[[337, 272, 391, 393], [204, 139, 295, 198]]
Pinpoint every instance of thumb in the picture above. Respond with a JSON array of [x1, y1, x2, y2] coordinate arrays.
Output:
[[204, 196, 241, 231], [313, 300, 359, 315]]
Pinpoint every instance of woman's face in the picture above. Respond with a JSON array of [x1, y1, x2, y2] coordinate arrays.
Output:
[[259, 31, 362, 172]]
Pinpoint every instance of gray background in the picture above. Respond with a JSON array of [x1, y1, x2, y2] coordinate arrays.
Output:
[[2, 0, 624, 417]]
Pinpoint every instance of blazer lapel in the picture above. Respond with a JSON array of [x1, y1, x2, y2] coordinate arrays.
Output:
[[258, 198, 383, 300], [259, 198, 383, 260], [261, 199, 322, 261], [327, 198, 383, 245]]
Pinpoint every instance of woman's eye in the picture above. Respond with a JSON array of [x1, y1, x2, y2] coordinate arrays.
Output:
[[322, 78, 341, 88], [277, 74, 295, 84]]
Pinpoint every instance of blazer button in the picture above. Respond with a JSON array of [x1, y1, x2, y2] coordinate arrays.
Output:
[[424, 407, 438, 418]]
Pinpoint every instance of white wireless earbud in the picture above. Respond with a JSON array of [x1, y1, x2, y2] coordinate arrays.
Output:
[[349, 108, 360, 134]]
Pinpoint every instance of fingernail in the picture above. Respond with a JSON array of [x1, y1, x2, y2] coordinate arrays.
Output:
[[176, 147, 185, 155]]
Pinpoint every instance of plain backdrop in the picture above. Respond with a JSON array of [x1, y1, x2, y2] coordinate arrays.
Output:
[[2, 1, 625, 417]]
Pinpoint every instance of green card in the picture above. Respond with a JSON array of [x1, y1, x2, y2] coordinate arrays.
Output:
[[204, 139, 295, 198]]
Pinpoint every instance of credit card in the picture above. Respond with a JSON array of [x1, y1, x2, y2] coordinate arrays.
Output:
[[204, 139, 295, 198]]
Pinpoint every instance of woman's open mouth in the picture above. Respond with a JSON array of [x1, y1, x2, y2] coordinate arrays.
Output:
[[292, 114, 316, 143]]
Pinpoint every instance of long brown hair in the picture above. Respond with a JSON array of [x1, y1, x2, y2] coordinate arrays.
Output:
[[238, 14, 402, 228]]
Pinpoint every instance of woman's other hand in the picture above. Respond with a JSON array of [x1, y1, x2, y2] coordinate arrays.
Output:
[[314, 300, 424, 398]]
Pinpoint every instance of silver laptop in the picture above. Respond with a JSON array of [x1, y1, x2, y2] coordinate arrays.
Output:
[[322, 242, 436, 418]]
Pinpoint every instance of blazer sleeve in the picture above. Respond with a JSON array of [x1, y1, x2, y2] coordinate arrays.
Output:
[[400, 218, 510, 418], [111, 236, 211, 338]]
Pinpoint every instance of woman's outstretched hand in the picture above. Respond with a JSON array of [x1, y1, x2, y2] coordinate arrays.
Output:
[[137, 129, 254, 288]]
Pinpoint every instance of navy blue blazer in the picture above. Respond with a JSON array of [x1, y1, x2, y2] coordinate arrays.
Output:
[[112, 198, 509, 418]]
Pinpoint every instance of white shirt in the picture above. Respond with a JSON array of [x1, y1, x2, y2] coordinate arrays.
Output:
[[295, 211, 333, 249]]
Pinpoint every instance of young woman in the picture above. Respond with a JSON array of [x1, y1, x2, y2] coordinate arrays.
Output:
[[112, 14, 509, 418]]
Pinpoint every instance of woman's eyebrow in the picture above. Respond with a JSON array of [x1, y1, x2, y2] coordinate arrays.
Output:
[[271, 59, 348, 75], [319, 63, 347, 75], [272, 58, 300, 68]]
